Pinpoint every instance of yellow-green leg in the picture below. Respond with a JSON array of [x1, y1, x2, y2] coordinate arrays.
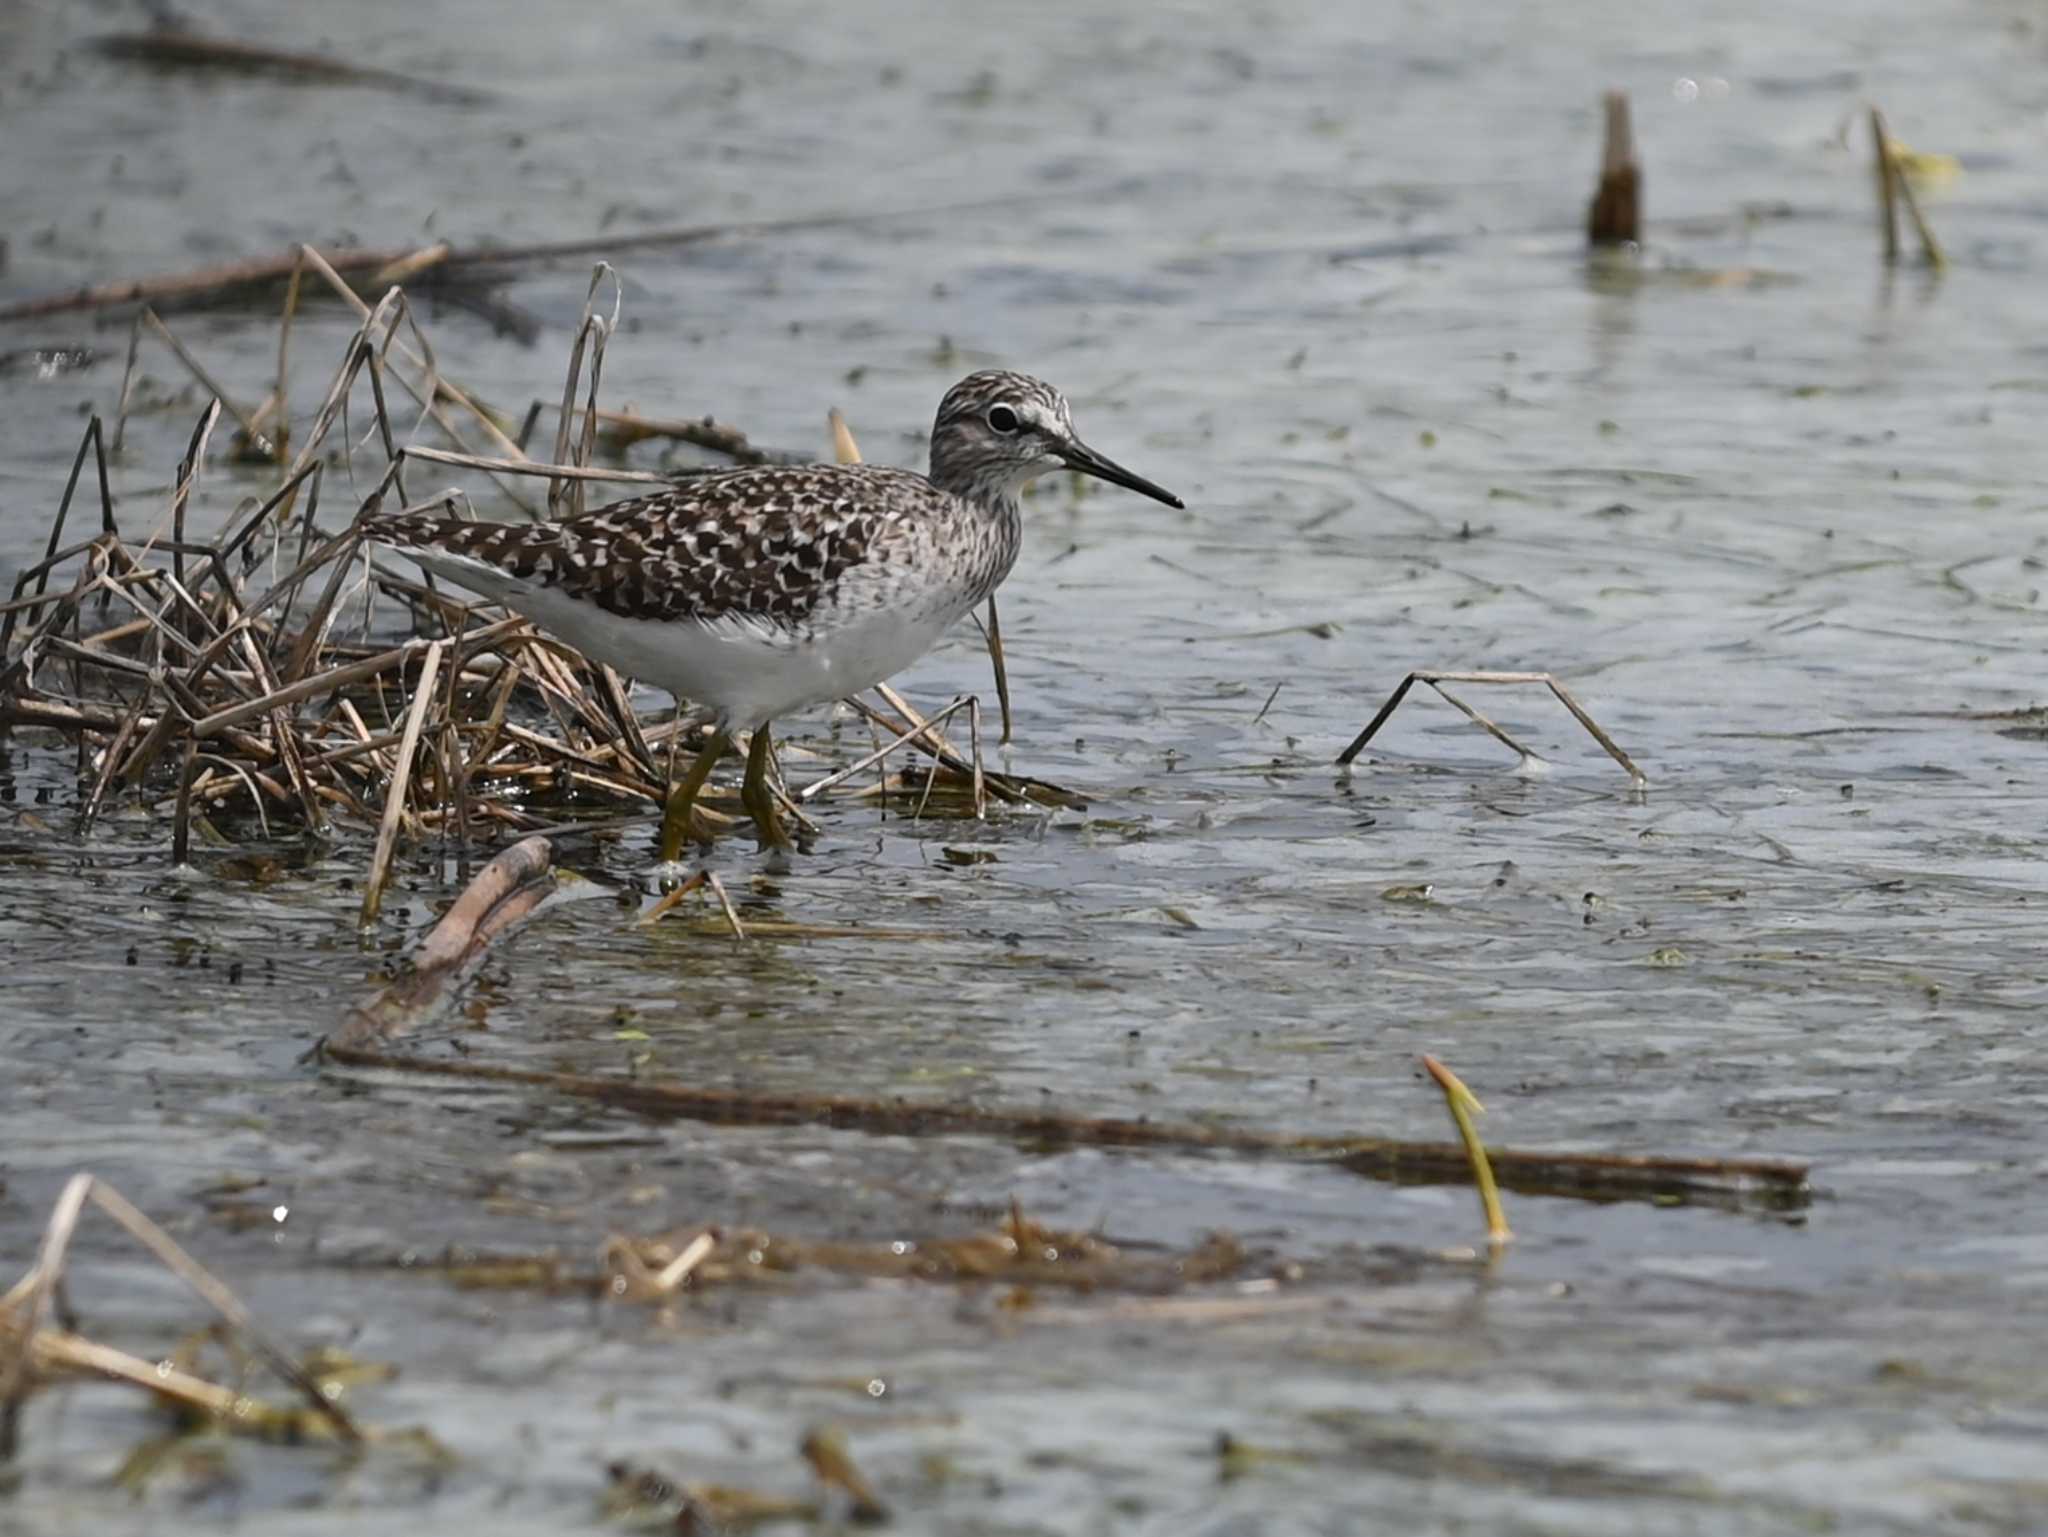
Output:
[[658, 728, 730, 862], [739, 724, 794, 853]]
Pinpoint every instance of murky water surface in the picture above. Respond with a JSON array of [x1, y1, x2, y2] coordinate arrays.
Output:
[[4, 0, 2047, 1531]]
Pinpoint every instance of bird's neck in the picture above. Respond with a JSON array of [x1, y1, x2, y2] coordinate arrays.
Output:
[[930, 441, 1057, 518], [919, 478, 1019, 610]]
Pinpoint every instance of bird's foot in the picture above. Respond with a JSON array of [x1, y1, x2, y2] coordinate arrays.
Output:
[[657, 800, 727, 864], [749, 800, 797, 857]]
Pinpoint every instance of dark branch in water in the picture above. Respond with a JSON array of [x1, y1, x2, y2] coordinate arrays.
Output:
[[0, 195, 1060, 326], [319, 843, 1805, 1211], [321, 1040, 1810, 1208], [88, 27, 495, 105]]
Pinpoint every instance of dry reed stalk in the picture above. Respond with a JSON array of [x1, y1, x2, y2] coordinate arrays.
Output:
[[850, 687, 1077, 808], [796, 692, 984, 803], [800, 1429, 888, 1524], [705, 872, 747, 939], [139, 308, 274, 458], [270, 245, 304, 455], [359, 640, 445, 925], [1869, 107, 1945, 270], [547, 265, 622, 519], [828, 406, 861, 465], [399, 444, 669, 486], [0, 417, 116, 656], [291, 248, 534, 502]]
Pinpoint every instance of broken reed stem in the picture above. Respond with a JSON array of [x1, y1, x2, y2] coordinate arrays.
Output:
[[548, 265, 621, 519], [801, 1428, 890, 1524], [83, 1181, 361, 1440], [88, 28, 492, 106], [1871, 107, 1902, 265], [165, 398, 224, 590], [336, 835, 556, 1045], [1869, 107, 1946, 270], [272, 246, 303, 457], [0, 1174, 361, 1454], [140, 308, 274, 459], [967, 694, 986, 818], [0, 416, 115, 657], [171, 739, 200, 865], [1587, 90, 1641, 248], [289, 246, 535, 505], [1422, 1055, 1511, 1247], [637, 869, 708, 928], [360, 640, 444, 926], [827, 407, 861, 466], [29, 1330, 262, 1429]]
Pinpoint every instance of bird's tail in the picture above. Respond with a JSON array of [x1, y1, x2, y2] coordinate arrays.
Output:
[[358, 509, 551, 605]]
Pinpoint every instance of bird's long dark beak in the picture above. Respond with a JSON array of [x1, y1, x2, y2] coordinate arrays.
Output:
[[1058, 437, 1184, 509]]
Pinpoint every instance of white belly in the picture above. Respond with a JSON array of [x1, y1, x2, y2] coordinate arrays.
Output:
[[407, 546, 965, 729]]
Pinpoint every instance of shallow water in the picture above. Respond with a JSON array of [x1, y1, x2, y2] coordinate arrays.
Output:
[[5, 0, 2048, 1531]]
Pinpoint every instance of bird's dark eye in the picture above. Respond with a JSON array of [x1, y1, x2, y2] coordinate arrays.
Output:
[[986, 404, 1020, 434]]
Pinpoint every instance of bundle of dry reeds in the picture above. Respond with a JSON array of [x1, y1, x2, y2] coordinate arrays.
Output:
[[0, 250, 1065, 920]]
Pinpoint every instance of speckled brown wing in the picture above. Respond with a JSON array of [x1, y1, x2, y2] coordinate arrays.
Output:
[[361, 465, 945, 629]]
